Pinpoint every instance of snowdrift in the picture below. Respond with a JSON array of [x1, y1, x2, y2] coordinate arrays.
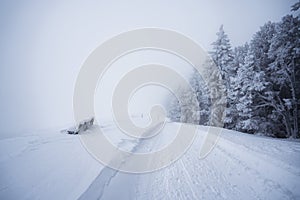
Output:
[[0, 122, 299, 200]]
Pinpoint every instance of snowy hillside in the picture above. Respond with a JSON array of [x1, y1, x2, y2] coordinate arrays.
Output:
[[1, 122, 299, 200]]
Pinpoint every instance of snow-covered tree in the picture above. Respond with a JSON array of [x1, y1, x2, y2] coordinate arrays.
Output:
[[246, 14, 300, 138], [166, 81, 200, 124], [178, 87, 200, 124], [225, 44, 249, 129], [266, 15, 300, 138], [167, 95, 181, 122], [202, 58, 227, 127], [211, 25, 234, 81], [249, 22, 277, 135], [235, 49, 267, 133], [291, 1, 300, 13], [189, 69, 211, 125], [166, 3, 300, 138], [210, 25, 234, 128]]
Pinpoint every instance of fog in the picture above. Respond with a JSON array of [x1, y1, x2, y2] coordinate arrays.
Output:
[[0, 0, 296, 136]]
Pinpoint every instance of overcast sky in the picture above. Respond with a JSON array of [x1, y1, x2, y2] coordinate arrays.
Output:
[[0, 0, 297, 136]]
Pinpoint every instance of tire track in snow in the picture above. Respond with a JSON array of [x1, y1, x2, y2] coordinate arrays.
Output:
[[79, 124, 300, 200], [79, 123, 163, 200], [214, 140, 297, 200]]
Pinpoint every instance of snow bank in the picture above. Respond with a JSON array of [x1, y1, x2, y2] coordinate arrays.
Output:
[[0, 122, 299, 200]]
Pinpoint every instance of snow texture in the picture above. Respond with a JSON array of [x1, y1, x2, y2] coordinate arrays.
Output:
[[1, 122, 299, 200]]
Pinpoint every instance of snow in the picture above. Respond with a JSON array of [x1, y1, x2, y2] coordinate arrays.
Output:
[[0, 131, 102, 200], [0, 122, 300, 200]]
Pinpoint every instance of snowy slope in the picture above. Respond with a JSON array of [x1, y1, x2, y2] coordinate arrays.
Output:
[[0, 130, 102, 200], [80, 123, 300, 200], [1, 122, 300, 200]]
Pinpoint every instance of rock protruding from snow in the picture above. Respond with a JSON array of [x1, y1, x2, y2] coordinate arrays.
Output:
[[66, 118, 94, 134]]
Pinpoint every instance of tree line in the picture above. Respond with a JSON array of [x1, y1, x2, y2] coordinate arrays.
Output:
[[167, 2, 300, 138]]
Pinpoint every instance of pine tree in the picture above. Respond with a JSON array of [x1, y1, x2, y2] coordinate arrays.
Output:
[[167, 95, 181, 122], [211, 25, 234, 82], [210, 25, 234, 128], [202, 58, 227, 127], [166, 81, 200, 124], [235, 50, 259, 133], [291, 1, 300, 13], [166, 3, 300, 138], [189, 69, 211, 125], [267, 15, 300, 138], [226, 44, 249, 129], [178, 87, 200, 124], [248, 22, 277, 135]]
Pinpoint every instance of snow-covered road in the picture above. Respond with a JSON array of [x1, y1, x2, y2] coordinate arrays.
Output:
[[1, 122, 300, 200], [80, 123, 300, 200]]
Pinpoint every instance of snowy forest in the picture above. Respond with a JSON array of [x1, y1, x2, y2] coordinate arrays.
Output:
[[167, 2, 300, 138]]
